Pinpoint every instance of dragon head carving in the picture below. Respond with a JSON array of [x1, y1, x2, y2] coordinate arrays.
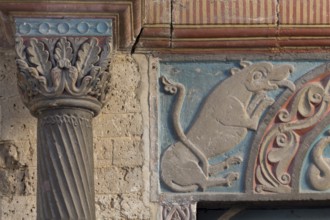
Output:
[[232, 61, 295, 92]]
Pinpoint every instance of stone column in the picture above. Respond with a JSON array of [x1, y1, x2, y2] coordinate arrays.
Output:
[[14, 19, 112, 219]]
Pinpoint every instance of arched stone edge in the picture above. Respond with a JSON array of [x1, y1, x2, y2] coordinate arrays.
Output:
[[245, 62, 330, 195], [0, 0, 142, 50]]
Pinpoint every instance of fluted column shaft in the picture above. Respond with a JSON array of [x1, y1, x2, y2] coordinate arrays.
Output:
[[37, 109, 94, 219], [14, 18, 113, 219]]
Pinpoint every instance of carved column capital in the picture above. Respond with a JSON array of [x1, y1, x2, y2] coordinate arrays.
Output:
[[14, 18, 113, 220], [15, 36, 112, 116]]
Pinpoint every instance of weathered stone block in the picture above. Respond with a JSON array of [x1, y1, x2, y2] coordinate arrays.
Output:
[[23, 167, 37, 196], [0, 116, 36, 141], [104, 92, 141, 114], [113, 138, 144, 167], [1, 196, 36, 219], [13, 139, 36, 167], [94, 137, 113, 168], [95, 194, 121, 220], [1, 95, 30, 118], [0, 141, 36, 197], [121, 193, 150, 220], [95, 167, 143, 194], [0, 168, 31, 196], [103, 54, 141, 114], [0, 141, 19, 168], [0, 51, 17, 99], [95, 167, 123, 194], [120, 167, 144, 193], [93, 113, 143, 137]]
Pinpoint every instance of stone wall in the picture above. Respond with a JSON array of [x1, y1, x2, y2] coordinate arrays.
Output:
[[0, 49, 153, 219]]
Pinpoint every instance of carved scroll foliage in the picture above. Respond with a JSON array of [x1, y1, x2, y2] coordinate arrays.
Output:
[[255, 82, 330, 193], [27, 38, 52, 75], [76, 38, 101, 78], [15, 37, 112, 106]]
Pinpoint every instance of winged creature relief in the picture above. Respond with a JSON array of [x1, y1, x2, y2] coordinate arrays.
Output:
[[160, 61, 295, 192]]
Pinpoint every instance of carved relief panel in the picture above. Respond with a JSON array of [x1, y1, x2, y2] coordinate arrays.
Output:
[[151, 58, 330, 204]]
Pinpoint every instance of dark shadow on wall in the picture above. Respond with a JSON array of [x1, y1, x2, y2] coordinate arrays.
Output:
[[198, 206, 330, 220]]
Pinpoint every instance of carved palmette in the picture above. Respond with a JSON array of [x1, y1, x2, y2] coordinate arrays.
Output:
[[15, 37, 112, 115], [162, 203, 196, 220]]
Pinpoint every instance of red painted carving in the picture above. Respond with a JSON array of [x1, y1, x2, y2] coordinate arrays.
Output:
[[254, 72, 330, 193]]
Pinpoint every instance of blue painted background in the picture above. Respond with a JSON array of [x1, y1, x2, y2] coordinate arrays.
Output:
[[15, 18, 112, 37], [159, 60, 324, 193]]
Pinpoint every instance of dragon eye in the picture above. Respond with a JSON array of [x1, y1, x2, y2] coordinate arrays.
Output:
[[253, 71, 263, 80]]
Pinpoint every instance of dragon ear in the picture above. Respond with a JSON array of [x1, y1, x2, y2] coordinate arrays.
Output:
[[230, 67, 240, 75], [240, 60, 252, 68]]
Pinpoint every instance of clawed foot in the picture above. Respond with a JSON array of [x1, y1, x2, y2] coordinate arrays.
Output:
[[209, 156, 242, 176], [224, 156, 242, 169], [202, 172, 240, 190], [225, 172, 239, 186]]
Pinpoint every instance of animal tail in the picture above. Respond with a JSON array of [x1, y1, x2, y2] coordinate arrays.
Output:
[[161, 76, 209, 175], [161, 174, 199, 192]]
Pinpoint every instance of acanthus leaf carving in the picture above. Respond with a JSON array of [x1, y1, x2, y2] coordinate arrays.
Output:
[[41, 38, 58, 66], [94, 38, 112, 104], [27, 38, 52, 76], [15, 37, 26, 60], [99, 39, 112, 71], [15, 36, 112, 115], [76, 38, 101, 80]]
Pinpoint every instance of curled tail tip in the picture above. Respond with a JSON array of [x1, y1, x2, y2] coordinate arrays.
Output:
[[160, 75, 178, 94], [160, 75, 172, 86], [160, 75, 167, 82]]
